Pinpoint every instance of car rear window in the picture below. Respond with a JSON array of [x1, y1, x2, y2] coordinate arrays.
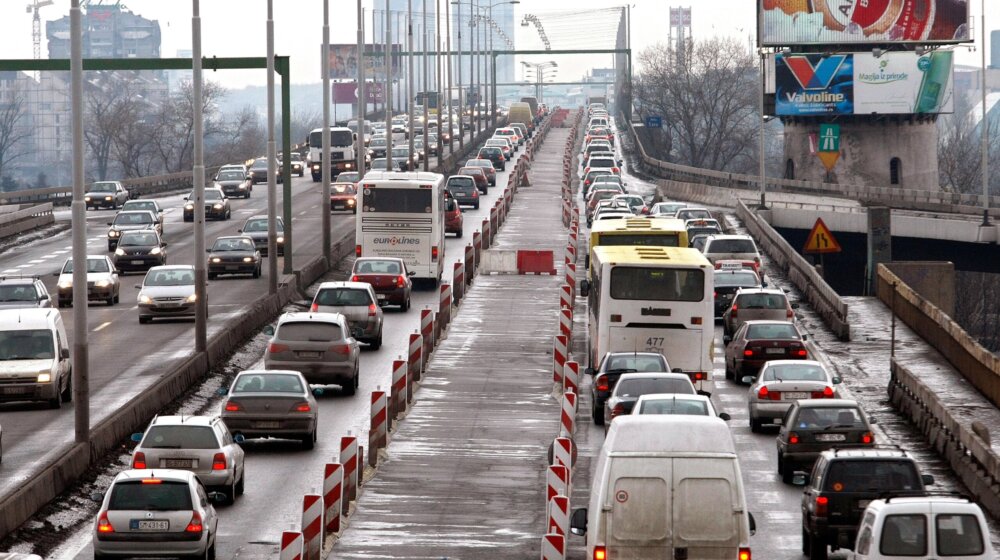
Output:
[[762, 363, 826, 382], [234, 373, 304, 393], [638, 399, 709, 415], [315, 288, 372, 307], [715, 272, 759, 288], [822, 460, 921, 492], [880, 514, 927, 556], [792, 406, 865, 429], [276, 321, 343, 342], [706, 239, 757, 254], [588, 158, 616, 168], [746, 323, 799, 339], [738, 293, 788, 310], [936, 514, 984, 556], [143, 426, 219, 449], [615, 378, 696, 397], [605, 355, 667, 372], [108, 480, 193, 511]]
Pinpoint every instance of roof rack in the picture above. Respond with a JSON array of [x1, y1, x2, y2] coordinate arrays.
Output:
[[884, 491, 971, 504]]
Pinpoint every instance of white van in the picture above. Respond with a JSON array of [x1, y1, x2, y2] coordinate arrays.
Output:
[[853, 496, 994, 559], [570, 415, 755, 559], [0, 308, 71, 408]]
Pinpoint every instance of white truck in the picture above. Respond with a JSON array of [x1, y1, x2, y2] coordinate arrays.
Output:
[[307, 126, 359, 182]]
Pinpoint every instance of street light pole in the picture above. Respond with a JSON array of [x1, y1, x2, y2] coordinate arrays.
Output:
[[357, 2, 366, 174], [437, 0, 444, 170], [472, 1, 480, 136], [758, 49, 768, 210], [70, 0, 89, 444], [265, 0, 278, 294], [445, 0, 454, 155], [408, 0, 415, 165], [194, 0, 209, 347], [456, 1, 464, 151], [385, 0, 394, 171], [423, 0, 430, 171], [981, 0, 991, 225], [321, 0, 331, 266]]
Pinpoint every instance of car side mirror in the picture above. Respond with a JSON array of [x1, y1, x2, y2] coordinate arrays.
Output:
[[262, 325, 275, 336], [234, 433, 246, 443], [90, 492, 104, 502], [570, 508, 588, 536], [762, 281, 768, 288], [584, 367, 595, 376], [741, 376, 755, 384], [52, 272, 59, 277], [792, 472, 809, 486], [580, 279, 590, 297], [161, 243, 168, 248], [212, 175, 218, 181], [130, 432, 144, 443], [801, 334, 808, 341], [205, 249, 211, 253], [719, 412, 731, 421], [832, 376, 842, 385], [791, 303, 801, 309], [922, 474, 935, 486], [748, 512, 757, 536], [723, 335, 732, 344], [40, 293, 50, 300], [208, 492, 228, 504], [106, 221, 113, 226], [313, 387, 325, 397], [183, 197, 189, 201], [407, 271, 416, 277], [60, 348, 70, 360], [216, 387, 227, 396]]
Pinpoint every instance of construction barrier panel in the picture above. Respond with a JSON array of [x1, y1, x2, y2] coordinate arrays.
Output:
[[560, 392, 577, 438], [339, 436, 359, 511], [552, 436, 576, 470], [453, 261, 465, 304], [547, 464, 570, 503], [323, 463, 343, 534], [420, 309, 434, 360], [540, 533, 566, 560], [516, 250, 556, 275], [369, 390, 387, 467], [408, 332, 424, 379], [553, 334, 567, 385], [301, 494, 324, 560], [547, 495, 570, 537], [280, 531, 303, 560], [390, 359, 407, 422], [563, 361, 580, 398]]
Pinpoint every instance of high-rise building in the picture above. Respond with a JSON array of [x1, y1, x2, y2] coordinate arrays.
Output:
[[992, 30, 1000, 70], [46, 4, 161, 60]]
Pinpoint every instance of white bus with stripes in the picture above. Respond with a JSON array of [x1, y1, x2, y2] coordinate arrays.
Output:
[[582, 245, 715, 389], [356, 171, 445, 285]]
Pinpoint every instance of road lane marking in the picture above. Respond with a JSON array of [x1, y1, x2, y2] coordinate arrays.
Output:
[[16, 264, 31, 268], [1, 269, 17, 274], [93, 321, 111, 332]]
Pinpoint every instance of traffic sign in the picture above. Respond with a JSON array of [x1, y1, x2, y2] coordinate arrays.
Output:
[[817, 124, 840, 171], [645, 116, 662, 129], [803, 218, 842, 254]]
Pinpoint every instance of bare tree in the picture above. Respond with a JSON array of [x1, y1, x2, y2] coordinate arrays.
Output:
[[938, 94, 1000, 194], [633, 37, 759, 173], [84, 74, 130, 180], [209, 105, 264, 166], [0, 84, 31, 186], [149, 81, 226, 173]]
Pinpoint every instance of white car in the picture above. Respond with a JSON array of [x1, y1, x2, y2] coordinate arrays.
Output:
[[631, 393, 729, 420], [702, 234, 762, 271], [55, 255, 120, 307], [853, 496, 994, 559]]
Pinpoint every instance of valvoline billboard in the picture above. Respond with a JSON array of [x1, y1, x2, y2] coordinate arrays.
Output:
[[775, 53, 854, 116]]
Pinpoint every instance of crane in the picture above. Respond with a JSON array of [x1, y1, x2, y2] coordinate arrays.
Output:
[[26, 0, 54, 67], [520, 14, 550, 51]]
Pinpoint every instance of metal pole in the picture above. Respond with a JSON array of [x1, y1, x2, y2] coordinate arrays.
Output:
[[322, 0, 332, 266], [281, 59, 293, 276], [488, 4, 495, 130], [758, 50, 768, 210], [266, 0, 278, 289], [981, 0, 991, 226], [193, 0, 208, 348], [445, 0, 454, 155], [473, 2, 481, 136], [456, 1, 464, 151], [385, 0, 394, 171], [357, 2, 366, 173], [408, 0, 415, 162], [437, 0, 444, 170], [422, 0, 430, 171], [70, 0, 89, 444], [397, 11, 404, 115]]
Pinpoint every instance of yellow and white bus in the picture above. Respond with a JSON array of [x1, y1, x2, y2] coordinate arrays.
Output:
[[586, 217, 689, 277], [583, 245, 714, 388]]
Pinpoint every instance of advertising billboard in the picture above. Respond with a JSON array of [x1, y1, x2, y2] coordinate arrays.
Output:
[[333, 82, 386, 104], [774, 51, 954, 116], [325, 44, 402, 80], [759, 0, 970, 46]]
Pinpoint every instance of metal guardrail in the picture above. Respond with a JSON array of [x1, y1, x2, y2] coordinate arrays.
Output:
[[0, 203, 55, 239], [0, 168, 221, 206]]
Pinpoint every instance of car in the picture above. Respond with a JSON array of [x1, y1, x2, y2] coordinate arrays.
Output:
[[220, 369, 320, 448], [445, 175, 480, 209], [330, 182, 358, 213], [631, 393, 728, 419], [311, 281, 384, 349], [649, 201, 687, 217], [801, 448, 935, 560], [218, 163, 248, 176], [183, 188, 231, 222], [586, 351, 671, 425], [611, 194, 647, 214], [281, 152, 305, 177], [603, 372, 697, 428], [390, 146, 420, 171], [55, 255, 120, 307], [425, 134, 440, 155], [703, 234, 762, 271], [368, 137, 389, 159], [477, 146, 505, 171], [248, 157, 283, 184], [585, 190, 622, 223], [444, 194, 463, 238], [120, 200, 165, 232], [713, 269, 763, 316], [583, 157, 619, 174], [777, 398, 875, 482], [676, 207, 713, 221], [337, 171, 361, 185], [463, 159, 497, 186], [0, 276, 51, 309], [213, 168, 252, 199], [509, 123, 530, 143], [457, 166, 489, 194], [852, 496, 994, 560], [485, 138, 512, 160], [237, 215, 285, 257], [112, 230, 168, 273], [91, 469, 221, 560], [581, 170, 616, 197], [107, 210, 160, 251], [722, 287, 796, 336], [368, 158, 391, 173], [724, 320, 809, 380], [590, 175, 626, 193], [591, 209, 632, 224], [0, 308, 71, 409], [745, 360, 841, 432], [136, 265, 197, 324], [207, 236, 261, 279], [493, 127, 521, 147], [351, 257, 413, 310], [84, 181, 129, 210], [690, 233, 712, 252], [130, 415, 246, 504], [262, 312, 360, 394]]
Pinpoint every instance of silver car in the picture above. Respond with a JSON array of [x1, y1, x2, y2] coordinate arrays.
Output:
[[120, 200, 165, 233], [263, 312, 361, 394], [311, 281, 384, 349], [745, 360, 841, 432], [702, 234, 762, 270], [220, 370, 319, 449], [0, 277, 51, 309], [631, 394, 728, 419], [136, 265, 197, 324], [91, 469, 222, 560], [722, 287, 796, 337], [130, 415, 246, 503], [55, 255, 120, 307]]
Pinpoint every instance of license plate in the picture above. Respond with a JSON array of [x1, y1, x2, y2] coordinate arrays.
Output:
[[158, 302, 180, 307], [784, 392, 809, 400], [298, 351, 321, 359], [226, 266, 239, 271], [334, 205, 345, 209], [164, 459, 194, 468], [131, 260, 145, 265], [376, 294, 386, 300], [1, 387, 27, 395], [765, 348, 785, 355], [130, 519, 169, 531], [255, 421, 280, 429], [816, 433, 846, 442]]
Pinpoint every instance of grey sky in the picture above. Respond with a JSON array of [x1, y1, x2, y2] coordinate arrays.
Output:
[[4, 1, 996, 89]]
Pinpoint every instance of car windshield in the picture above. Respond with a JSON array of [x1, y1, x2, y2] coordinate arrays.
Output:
[[217, 171, 244, 181], [142, 425, 219, 450], [739, 294, 788, 310], [746, 323, 799, 340], [120, 232, 158, 246], [355, 260, 401, 274], [449, 177, 474, 189], [708, 239, 757, 253], [615, 378, 695, 398], [794, 406, 865, 429], [144, 269, 195, 286], [62, 258, 110, 273], [315, 288, 372, 306], [460, 168, 484, 178], [467, 160, 491, 168], [589, 158, 616, 168], [679, 210, 712, 220], [204, 190, 223, 201], [212, 238, 254, 252], [0, 284, 38, 302], [123, 201, 155, 212], [604, 355, 667, 372], [594, 178, 623, 186], [822, 460, 920, 492], [234, 373, 305, 394], [339, 173, 360, 183], [251, 159, 267, 169], [333, 185, 356, 194], [763, 363, 827, 382], [715, 272, 760, 288], [242, 219, 281, 233], [371, 139, 386, 147], [108, 481, 193, 511], [114, 212, 152, 226], [638, 398, 709, 416], [90, 183, 117, 193], [0, 329, 53, 360]]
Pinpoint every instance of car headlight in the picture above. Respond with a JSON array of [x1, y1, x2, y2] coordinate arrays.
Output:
[[213, 203, 223, 209], [84, 196, 92, 202], [138, 294, 152, 304], [95, 279, 111, 288], [150, 247, 162, 255], [108, 230, 119, 238], [346, 163, 353, 169], [211, 257, 222, 263], [104, 196, 112, 201], [114, 248, 125, 256], [238, 184, 246, 189], [243, 256, 254, 263], [185, 203, 194, 210], [312, 164, 320, 170], [249, 171, 256, 177], [276, 236, 284, 243], [186, 293, 197, 303], [37, 372, 51, 383], [58, 280, 72, 289], [347, 199, 355, 205]]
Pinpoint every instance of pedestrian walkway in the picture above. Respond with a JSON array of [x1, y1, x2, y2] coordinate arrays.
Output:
[[332, 128, 572, 558]]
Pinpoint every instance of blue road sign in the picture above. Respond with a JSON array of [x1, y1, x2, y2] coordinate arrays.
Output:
[[645, 116, 663, 128]]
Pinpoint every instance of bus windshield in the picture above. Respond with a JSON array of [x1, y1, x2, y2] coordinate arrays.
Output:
[[610, 267, 704, 302], [362, 187, 433, 213], [598, 234, 680, 248]]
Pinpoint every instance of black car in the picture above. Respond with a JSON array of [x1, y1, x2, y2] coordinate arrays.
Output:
[[603, 373, 696, 427], [207, 236, 261, 279], [84, 181, 130, 210], [477, 147, 505, 171], [390, 147, 419, 171], [106, 210, 160, 251], [214, 169, 252, 199], [586, 352, 670, 425], [801, 448, 934, 560], [183, 189, 231, 222], [713, 269, 763, 316], [238, 215, 285, 257], [112, 230, 167, 273], [445, 176, 480, 209], [248, 157, 283, 184], [776, 399, 875, 483], [368, 138, 389, 159]]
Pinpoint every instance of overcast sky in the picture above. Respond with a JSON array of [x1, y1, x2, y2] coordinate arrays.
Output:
[[3, 0, 996, 89]]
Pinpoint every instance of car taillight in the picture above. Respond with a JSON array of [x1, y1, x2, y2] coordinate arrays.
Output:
[[396, 275, 406, 287], [822, 385, 834, 397], [743, 349, 754, 357], [310, 303, 319, 312], [224, 400, 242, 412], [584, 167, 591, 175], [355, 245, 362, 257], [368, 303, 377, 316], [268, 342, 289, 354], [789, 432, 800, 444], [212, 453, 227, 470], [815, 496, 829, 517], [757, 386, 769, 399], [730, 305, 738, 318], [713, 291, 717, 298], [594, 547, 607, 560], [611, 403, 625, 419], [351, 274, 360, 282], [472, 189, 479, 197], [862, 432, 874, 444], [787, 307, 794, 319], [794, 347, 808, 358], [185, 511, 204, 534], [329, 344, 351, 355], [596, 374, 609, 392], [739, 548, 751, 560], [97, 511, 115, 533], [292, 401, 312, 412], [132, 451, 146, 469], [612, 167, 620, 173], [688, 371, 706, 382], [432, 246, 439, 262]]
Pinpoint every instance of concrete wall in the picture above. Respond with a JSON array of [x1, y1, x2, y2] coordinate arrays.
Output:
[[885, 262, 956, 317], [783, 120, 940, 190]]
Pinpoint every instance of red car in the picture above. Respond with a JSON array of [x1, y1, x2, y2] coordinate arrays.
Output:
[[464, 159, 497, 186], [724, 320, 809, 381], [330, 182, 357, 213], [457, 166, 489, 194], [444, 194, 463, 238], [350, 257, 413, 311]]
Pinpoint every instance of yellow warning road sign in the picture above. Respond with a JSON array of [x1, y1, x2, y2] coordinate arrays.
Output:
[[803, 218, 842, 254]]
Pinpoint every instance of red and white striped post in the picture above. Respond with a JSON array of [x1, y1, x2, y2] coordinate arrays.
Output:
[[490, 205, 499, 237], [369, 390, 387, 467], [565, 262, 577, 301], [301, 494, 324, 560], [280, 530, 303, 560], [481, 218, 491, 250], [569, 228, 578, 252], [559, 284, 572, 310], [408, 332, 423, 380], [565, 243, 576, 265], [547, 464, 570, 503], [420, 308, 434, 359], [563, 361, 580, 398], [438, 283, 452, 332], [471, 235, 481, 275], [452, 261, 465, 304], [339, 436, 359, 510], [552, 436, 575, 470], [540, 533, 566, 560], [559, 308, 573, 348], [552, 334, 567, 385], [548, 495, 570, 536], [390, 359, 407, 421], [560, 392, 577, 438], [322, 463, 343, 534]]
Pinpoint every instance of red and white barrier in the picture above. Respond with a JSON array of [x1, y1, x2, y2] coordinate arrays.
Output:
[[552, 334, 567, 385], [472, 231, 482, 269], [452, 261, 465, 303], [322, 463, 343, 534], [560, 392, 577, 438], [408, 332, 423, 380], [565, 243, 576, 264], [280, 530, 303, 560], [481, 218, 491, 250], [563, 361, 580, 397], [552, 436, 575, 470], [438, 283, 452, 331], [420, 308, 434, 360], [540, 533, 566, 560], [369, 390, 387, 467], [339, 436, 359, 510], [548, 495, 570, 536], [547, 464, 570, 502], [559, 308, 573, 347], [391, 359, 407, 420], [301, 494, 324, 560], [464, 243, 476, 280], [565, 262, 577, 299], [559, 284, 572, 310]]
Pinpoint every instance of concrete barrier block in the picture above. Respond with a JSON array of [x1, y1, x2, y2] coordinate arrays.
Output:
[[479, 250, 519, 274]]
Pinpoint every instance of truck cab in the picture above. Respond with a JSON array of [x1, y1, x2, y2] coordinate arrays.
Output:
[[307, 126, 359, 182]]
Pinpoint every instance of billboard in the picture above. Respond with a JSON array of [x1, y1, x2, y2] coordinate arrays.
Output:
[[773, 51, 954, 116], [332, 82, 385, 104], [759, 0, 970, 46], [325, 44, 402, 80]]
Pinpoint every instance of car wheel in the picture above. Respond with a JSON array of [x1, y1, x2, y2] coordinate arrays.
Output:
[[456, 228, 463, 239], [57, 299, 66, 308], [48, 393, 61, 409], [802, 528, 811, 556], [235, 467, 245, 495], [106, 293, 115, 306], [724, 359, 733, 380], [343, 369, 359, 396], [113, 290, 120, 304], [809, 534, 827, 560], [252, 265, 261, 279], [474, 202, 480, 209], [371, 330, 382, 351], [223, 481, 237, 505], [402, 296, 410, 312], [781, 457, 795, 484], [750, 416, 762, 433], [592, 401, 605, 425], [302, 431, 316, 450], [139, 316, 151, 324], [95, 553, 109, 560], [208, 273, 217, 280], [61, 372, 73, 403]]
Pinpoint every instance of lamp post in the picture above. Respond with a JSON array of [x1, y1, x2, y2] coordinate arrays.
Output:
[[522, 60, 556, 105], [321, 0, 331, 266], [453, 0, 518, 133], [980, 0, 991, 225]]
